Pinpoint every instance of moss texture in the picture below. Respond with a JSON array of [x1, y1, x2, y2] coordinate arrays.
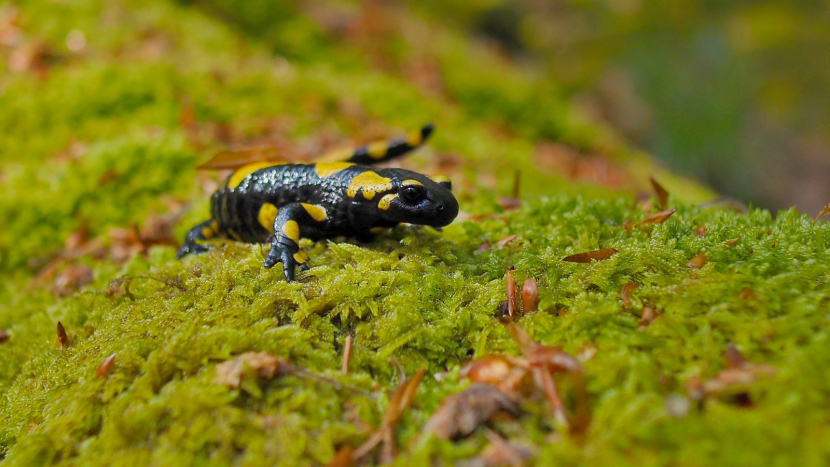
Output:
[[1, 1, 829, 466]]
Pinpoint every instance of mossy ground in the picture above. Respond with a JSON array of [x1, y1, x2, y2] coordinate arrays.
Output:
[[2, 1, 829, 466]]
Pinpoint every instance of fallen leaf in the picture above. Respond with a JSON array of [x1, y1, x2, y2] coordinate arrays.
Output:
[[725, 237, 740, 246], [638, 307, 660, 330], [460, 355, 527, 394], [0, 329, 10, 344], [215, 352, 292, 388], [496, 197, 522, 211], [506, 270, 517, 317], [649, 176, 669, 210], [521, 279, 539, 313], [461, 431, 536, 467], [341, 335, 353, 375], [738, 287, 755, 300], [327, 446, 354, 467], [56, 322, 69, 350], [96, 354, 116, 378], [197, 147, 281, 170], [815, 203, 830, 224], [476, 239, 492, 252], [693, 224, 707, 237], [621, 283, 638, 306], [423, 383, 521, 440], [53, 264, 94, 297], [562, 248, 618, 263], [687, 252, 707, 269], [495, 234, 520, 248], [636, 208, 676, 226]]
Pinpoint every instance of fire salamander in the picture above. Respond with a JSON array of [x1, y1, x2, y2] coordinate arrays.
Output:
[[177, 124, 458, 281]]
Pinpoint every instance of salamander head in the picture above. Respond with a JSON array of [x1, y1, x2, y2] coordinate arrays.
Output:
[[373, 169, 459, 227]]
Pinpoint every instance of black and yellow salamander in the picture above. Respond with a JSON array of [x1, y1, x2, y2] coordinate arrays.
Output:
[[176, 124, 458, 281]]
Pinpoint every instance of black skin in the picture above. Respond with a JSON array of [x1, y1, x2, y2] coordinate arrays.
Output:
[[177, 124, 459, 281]]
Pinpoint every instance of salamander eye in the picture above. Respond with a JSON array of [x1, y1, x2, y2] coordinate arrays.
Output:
[[400, 184, 425, 203]]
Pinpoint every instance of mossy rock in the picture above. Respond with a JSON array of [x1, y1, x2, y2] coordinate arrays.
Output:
[[1, 0, 828, 466]]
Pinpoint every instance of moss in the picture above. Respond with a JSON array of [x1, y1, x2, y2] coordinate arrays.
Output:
[[2, 0, 829, 466]]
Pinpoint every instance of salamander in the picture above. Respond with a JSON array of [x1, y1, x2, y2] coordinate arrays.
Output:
[[176, 124, 459, 281]]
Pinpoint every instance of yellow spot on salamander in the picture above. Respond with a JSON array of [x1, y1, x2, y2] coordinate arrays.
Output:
[[366, 141, 388, 159], [378, 194, 397, 211], [347, 171, 393, 200], [228, 162, 276, 188], [201, 226, 215, 239], [282, 220, 300, 243], [402, 179, 424, 187], [210, 220, 219, 231], [406, 129, 423, 147], [431, 175, 451, 184], [293, 251, 309, 264], [301, 203, 327, 222], [258, 203, 279, 230], [315, 162, 354, 178]]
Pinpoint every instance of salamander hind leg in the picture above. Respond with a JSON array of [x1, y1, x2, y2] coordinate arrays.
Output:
[[176, 219, 221, 258], [263, 203, 328, 282]]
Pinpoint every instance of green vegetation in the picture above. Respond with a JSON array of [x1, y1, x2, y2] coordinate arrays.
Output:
[[1, 0, 828, 466]]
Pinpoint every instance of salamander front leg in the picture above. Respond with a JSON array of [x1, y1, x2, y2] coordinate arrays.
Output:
[[176, 219, 220, 258], [264, 203, 327, 281]]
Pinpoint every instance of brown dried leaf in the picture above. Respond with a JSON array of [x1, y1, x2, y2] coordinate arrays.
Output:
[[423, 384, 521, 440], [738, 287, 755, 300], [725, 237, 741, 246], [815, 203, 830, 224], [197, 148, 281, 170], [341, 335, 353, 375], [215, 352, 292, 388], [687, 251, 708, 269], [461, 431, 536, 467], [496, 197, 522, 211], [506, 270, 517, 317], [476, 239, 492, 252], [53, 264, 94, 297], [56, 322, 69, 350], [0, 329, 10, 344], [495, 234, 519, 248], [725, 343, 746, 369], [621, 283, 638, 306], [460, 355, 527, 394], [693, 224, 707, 237], [636, 208, 676, 226], [327, 446, 354, 467], [649, 176, 669, 210], [521, 279, 539, 313], [96, 354, 116, 378], [638, 307, 660, 330], [562, 248, 618, 263]]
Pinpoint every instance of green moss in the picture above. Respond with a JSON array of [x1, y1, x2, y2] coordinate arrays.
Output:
[[2, 0, 828, 465]]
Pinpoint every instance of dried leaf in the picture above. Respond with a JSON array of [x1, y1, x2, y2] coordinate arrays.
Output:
[[215, 352, 292, 388], [691, 345, 777, 403], [496, 197, 522, 211], [423, 384, 521, 440], [461, 431, 536, 467], [649, 176, 669, 210], [197, 147, 281, 170], [506, 270, 517, 317], [327, 446, 354, 467], [725, 237, 741, 246], [738, 287, 755, 300], [621, 283, 638, 306], [687, 251, 708, 269], [562, 248, 618, 263], [725, 343, 746, 369], [521, 279, 539, 313], [53, 264, 94, 297], [96, 354, 116, 378], [636, 208, 676, 226], [815, 203, 830, 224], [0, 329, 10, 344], [56, 322, 69, 350], [693, 224, 707, 237], [638, 307, 660, 330], [476, 239, 492, 252], [495, 234, 519, 248], [496, 300, 509, 317], [460, 355, 527, 394], [341, 335, 353, 375]]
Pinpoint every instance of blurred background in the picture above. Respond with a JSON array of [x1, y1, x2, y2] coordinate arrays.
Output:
[[409, 0, 830, 212]]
